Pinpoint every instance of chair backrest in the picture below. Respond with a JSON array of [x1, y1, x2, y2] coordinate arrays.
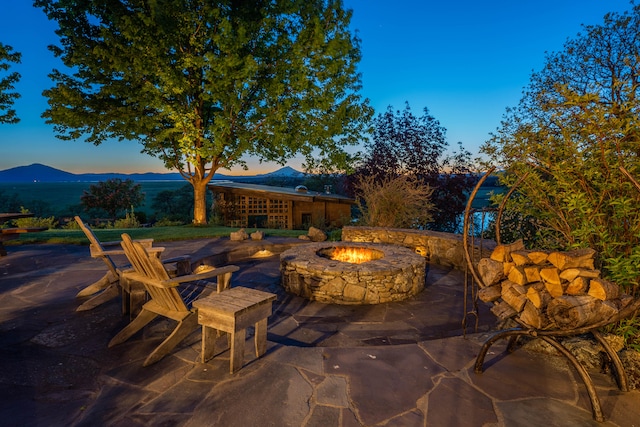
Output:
[[75, 215, 118, 274], [120, 233, 188, 313], [75, 215, 107, 253]]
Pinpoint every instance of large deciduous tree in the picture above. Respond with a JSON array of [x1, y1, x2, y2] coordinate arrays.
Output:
[[352, 103, 477, 232], [36, 0, 372, 224], [481, 5, 640, 293], [0, 43, 21, 124]]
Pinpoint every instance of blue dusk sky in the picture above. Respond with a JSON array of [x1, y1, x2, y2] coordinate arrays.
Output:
[[0, 0, 634, 174]]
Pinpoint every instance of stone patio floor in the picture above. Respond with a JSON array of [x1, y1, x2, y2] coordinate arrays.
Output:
[[0, 237, 639, 426]]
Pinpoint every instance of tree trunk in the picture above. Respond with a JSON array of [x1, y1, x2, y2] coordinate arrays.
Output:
[[192, 179, 209, 225]]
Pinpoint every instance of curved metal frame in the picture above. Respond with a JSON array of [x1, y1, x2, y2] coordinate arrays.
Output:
[[463, 168, 640, 423]]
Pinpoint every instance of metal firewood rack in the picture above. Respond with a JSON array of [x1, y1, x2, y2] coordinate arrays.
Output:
[[462, 167, 640, 422]]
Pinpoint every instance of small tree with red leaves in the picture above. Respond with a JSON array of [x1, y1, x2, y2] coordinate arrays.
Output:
[[80, 178, 144, 221]]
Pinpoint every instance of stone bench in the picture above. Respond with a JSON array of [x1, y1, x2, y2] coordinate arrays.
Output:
[[341, 226, 496, 270]]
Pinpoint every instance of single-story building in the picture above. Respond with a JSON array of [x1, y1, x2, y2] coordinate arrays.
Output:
[[208, 181, 355, 230]]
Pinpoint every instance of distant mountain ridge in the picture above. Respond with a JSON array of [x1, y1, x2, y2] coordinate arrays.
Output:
[[0, 163, 306, 183]]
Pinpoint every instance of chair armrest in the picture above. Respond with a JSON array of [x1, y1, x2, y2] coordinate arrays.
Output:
[[103, 238, 154, 249], [163, 265, 240, 285], [162, 255, 191, 264], [123, 271, 180, 289], [91, 246, 126, 257], [147, 247, 166, 256]]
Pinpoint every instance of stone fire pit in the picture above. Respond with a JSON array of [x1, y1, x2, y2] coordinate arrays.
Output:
[[280, 242, 426, 304]]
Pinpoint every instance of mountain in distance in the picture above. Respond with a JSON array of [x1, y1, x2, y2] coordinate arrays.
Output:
[[0, 163, 306, 183]]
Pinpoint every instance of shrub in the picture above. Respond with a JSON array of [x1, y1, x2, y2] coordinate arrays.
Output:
[[113, 208, 141, 229], [353, 174, 434, 228], [11, 208, 57, 229]]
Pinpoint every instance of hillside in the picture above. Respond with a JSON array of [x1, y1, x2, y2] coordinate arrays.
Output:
[[0, 163, 305, 183]]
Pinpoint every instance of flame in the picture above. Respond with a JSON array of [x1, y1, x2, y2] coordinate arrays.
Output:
[[330, 247, 375, 264]]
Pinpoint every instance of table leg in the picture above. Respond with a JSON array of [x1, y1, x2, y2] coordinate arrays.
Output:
[[230, 329, 246, 373], [254, 318, 268, 357], [202, 325, 218, 363]]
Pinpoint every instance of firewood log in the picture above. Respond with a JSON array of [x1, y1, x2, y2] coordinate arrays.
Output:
[[510, 250, 531, 266], [519, 301, 552, 330], [607, 294, 635, 310], [528, 250, 549, 265], [588, 278, 620, 301], [501, 281, 527, 312], [543, 282, 564, 298], [540, 267, 564, 297], [490, 239, 525, 263], [547, 248, 596, 270], [507, 266, 528, 286], [619, 294, 634, 309], [491, 300, 517, 320], [524, 266, 542, 283], [559, 268, 580, 282], [540, 267, 562, 285], [503, 261, 515, 276], [547, 295, 618, 329], [565, 276, 589, 295], [478, 284, 502, 302], [526, 282, 552, 309], [477, 257, 504, 288], [559, 268, 601, 282]]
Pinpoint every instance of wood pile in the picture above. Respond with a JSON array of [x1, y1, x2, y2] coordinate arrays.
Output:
[[477, 240, 633, 330]]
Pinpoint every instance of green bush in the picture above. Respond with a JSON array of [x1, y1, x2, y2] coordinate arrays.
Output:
[[11, 208, 57, 229], [114, 208, 141, 229]]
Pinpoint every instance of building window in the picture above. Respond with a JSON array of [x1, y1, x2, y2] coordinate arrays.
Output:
[[269, 198, 288, 214], [247, 196, 267, 215]]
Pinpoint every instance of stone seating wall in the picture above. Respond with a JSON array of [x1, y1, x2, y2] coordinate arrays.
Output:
[[341, 226, 496, 270]]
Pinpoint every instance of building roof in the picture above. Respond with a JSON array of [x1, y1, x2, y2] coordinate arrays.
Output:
[[208, 181, 355, 204]]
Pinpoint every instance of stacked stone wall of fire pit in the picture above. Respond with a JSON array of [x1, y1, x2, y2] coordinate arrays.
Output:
[[341, 226, 495, 270], [280, 242, 426, 304]]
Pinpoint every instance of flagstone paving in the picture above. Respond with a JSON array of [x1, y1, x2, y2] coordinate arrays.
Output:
[[0, 237, 638, 426]]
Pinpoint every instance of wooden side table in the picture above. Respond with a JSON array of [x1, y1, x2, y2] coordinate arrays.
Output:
[[193, 287, 276, 373]]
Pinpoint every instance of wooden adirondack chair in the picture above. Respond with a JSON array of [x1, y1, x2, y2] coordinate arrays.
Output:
[[109, 233, 239, 366], [74, 216, 190, 316]]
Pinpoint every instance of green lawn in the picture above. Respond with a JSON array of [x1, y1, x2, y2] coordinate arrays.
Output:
[[7, 225, 303, 246]]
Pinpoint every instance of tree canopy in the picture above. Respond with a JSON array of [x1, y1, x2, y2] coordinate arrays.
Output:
[[0, 42, 21, 125], [353, 103, 477, 232], [36, 0, 372, 224], [481, 4, 640, 293]]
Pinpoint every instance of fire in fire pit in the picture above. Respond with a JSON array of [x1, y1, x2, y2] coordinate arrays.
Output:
[[280, 242, 426, 305], [318, 246, 383, 264]]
